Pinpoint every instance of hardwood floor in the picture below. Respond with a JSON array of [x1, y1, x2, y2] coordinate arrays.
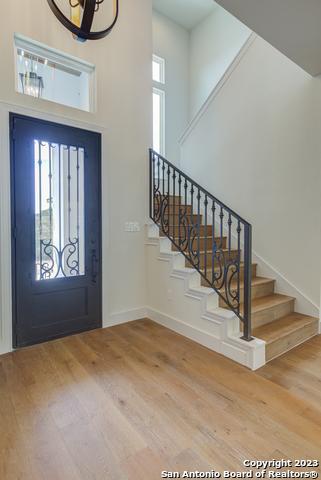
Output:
[[0, 319, 320, 479]]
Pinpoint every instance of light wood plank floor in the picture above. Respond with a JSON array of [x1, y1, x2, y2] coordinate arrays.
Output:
[[0, 318, 320, 480]]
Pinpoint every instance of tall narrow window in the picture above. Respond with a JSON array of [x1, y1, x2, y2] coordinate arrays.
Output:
[[152, 55, 165, 155], [153, 55, 165, 84]]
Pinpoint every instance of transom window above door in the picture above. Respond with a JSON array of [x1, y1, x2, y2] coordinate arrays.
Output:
[[14, 34, 96, 112]]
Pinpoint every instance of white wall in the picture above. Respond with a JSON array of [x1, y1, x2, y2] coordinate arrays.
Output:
[[215, 0, 321, 77], [0, 0, 152, 354], [181, 36, 321, 309], [152, 10, 189, 164], [189, 4, 251, 118]]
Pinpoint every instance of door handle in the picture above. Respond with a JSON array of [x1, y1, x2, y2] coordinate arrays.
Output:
[[91, 249, 98, 284]]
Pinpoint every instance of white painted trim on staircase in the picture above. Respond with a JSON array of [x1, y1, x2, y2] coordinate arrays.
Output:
[[179, 32, 257, 146], [252, 250, 319, 318], [147, 307, 265, 371], [146, 224, 266, 370]]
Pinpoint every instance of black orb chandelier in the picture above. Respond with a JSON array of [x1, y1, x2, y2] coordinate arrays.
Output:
[[47, 0, 119, 41]]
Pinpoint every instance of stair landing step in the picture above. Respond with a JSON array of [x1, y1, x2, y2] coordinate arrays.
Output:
[[253, 313, 319, 362], [253, 312, 318, 343]]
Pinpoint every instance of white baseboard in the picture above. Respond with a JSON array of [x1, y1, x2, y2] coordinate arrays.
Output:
[[147, 306, 221, 348], [104, 307, 148, 328], [0, 345, 12, 356]]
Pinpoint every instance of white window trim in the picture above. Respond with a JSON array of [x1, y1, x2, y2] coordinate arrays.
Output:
[[152, 54, 165, 85], [14, 33, 96, 112], [152, 54, 166, 157], [153, 86, 165, 157]]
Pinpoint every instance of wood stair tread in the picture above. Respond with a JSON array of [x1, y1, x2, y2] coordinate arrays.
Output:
[[181, 236, 225, 240], [249, 294, 295, 313], [165, 224, 208, 227], [217, 277, 274, 294], [231, 276, 274, 289], [167, 204, 192, 207], [253, 313, 319, 344], [198, 262, 258, 273], [194, 249, 238, 255]]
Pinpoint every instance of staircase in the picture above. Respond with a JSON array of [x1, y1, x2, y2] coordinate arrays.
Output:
[[150, 149, 319, 364]]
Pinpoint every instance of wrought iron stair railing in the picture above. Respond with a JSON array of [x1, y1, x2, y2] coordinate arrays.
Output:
[[149, 149, 253, 341]]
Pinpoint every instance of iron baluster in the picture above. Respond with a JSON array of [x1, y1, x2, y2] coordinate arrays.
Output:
[[172, 169, 176, 244], [167, 165, 170, 235], [228, 213, 232, 258], [156, 153, 160, 221], [242, 224, 253, 341], [197, 188, 201, 270], [211, 200, 216, 286], [204, 195, 208, 280], [183, 179, 188, 250], [237, 220, 242, 316], [189, 183, 194, 258], [178, 173, 182, 247], [162, 159, 165, 200], [220, 206, 224, 249]]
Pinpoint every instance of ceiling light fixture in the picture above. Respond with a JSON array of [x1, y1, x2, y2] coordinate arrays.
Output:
[[47, 0, 119, 42], [20, 71, 44, 98]]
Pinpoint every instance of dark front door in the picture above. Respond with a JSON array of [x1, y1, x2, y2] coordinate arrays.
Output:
[[10, 114, 102, 347]]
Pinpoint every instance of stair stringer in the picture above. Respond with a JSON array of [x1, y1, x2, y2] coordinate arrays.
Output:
[[146, 223, 265, 370]]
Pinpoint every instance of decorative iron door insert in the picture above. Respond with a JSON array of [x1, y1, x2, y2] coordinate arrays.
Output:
[[11, 114, 102, 347]]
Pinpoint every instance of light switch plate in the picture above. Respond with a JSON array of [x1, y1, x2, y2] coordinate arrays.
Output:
[[125, 222, 141, 232]]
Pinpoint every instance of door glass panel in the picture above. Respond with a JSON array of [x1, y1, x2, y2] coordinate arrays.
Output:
[[34, 140, 85, 280]]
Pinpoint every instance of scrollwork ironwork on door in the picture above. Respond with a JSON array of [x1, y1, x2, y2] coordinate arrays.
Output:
[[35, 141, 85, 281]]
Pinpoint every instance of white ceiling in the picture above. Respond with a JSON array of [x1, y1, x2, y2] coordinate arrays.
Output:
[[215, 0, 321, 76], [153, 0, 216, 30]]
